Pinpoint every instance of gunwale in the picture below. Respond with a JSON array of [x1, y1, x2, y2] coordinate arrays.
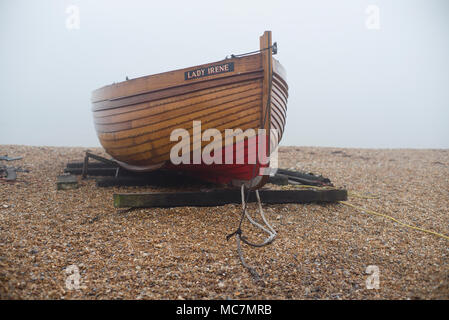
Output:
[[92, 54, 263, 104]]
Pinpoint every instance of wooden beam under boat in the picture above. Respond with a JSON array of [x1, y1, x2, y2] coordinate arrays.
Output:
[[113, 189, 348, 208]]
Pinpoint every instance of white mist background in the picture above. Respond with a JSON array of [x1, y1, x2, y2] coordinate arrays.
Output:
[[1, 0, 448, 148]]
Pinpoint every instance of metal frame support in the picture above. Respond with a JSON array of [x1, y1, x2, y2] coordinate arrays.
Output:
[[81, 151, 120, 179]]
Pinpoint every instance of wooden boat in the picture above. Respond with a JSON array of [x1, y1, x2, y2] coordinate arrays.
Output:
[[91, 31, 288, 189]]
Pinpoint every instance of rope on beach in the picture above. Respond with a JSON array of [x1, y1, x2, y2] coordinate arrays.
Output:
[[284, 184, 448, 241], [235, 235, 261, 282], [239, 185, 277, 247], [232, 184, 278, 281], [339, 201, 449, 241]]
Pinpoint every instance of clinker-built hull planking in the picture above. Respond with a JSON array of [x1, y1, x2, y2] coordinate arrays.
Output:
[[91, 31, 288, 187]]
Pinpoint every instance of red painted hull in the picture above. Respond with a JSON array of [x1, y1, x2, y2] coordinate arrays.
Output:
[[164, 134, 270, 185]]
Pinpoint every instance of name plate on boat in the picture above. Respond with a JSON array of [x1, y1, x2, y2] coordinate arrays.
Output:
[[185, 62, 234, 80]]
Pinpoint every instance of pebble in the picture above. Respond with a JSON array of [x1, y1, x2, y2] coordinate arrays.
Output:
[[0, 145, 447, 299]]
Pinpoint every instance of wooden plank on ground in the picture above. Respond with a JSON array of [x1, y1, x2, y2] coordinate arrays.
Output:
[[56, 175, 78, 190], [113, 188, 347, 208], [97, 176, 166, 187], [64, 167, 120, 176], [276, 168, 332, 185], [66, 162, 114, 168]]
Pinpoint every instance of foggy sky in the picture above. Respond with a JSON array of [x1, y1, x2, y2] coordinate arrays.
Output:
[[1, 0, 448, 148]]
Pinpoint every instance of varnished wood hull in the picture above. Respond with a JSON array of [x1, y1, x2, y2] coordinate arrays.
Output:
[[91, 31, 288, 188]]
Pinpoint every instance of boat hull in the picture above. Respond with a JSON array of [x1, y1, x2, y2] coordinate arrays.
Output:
[[91, 31, 288, 188]]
